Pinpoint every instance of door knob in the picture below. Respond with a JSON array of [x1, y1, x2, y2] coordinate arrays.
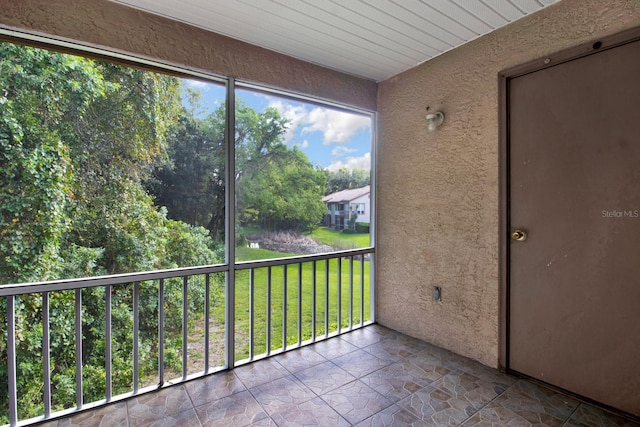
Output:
[[512, 230, 527, 241]]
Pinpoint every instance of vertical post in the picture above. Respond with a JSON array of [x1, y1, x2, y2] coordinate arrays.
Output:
[[370, 252, 376, 323], [349, 256, 354, 331], [266, 267, 272, 356], [282, 265, 287, 350], [158, 279, 165, 384], [42, 292, 51, 417], [324, 260, 329, 338], [133, 282, 140, 393], [105, 286, 112, 401], [337, 257, 342, 333], [311, 261, 317, 342], [7, 296, 17, 426], [249, 269, 254, 360], [204, 274, 210, 373], [75, 289, 83, 409], [370, 111, 377, 324], [297, 263, 302, 346], [182, 276, 188, 379], [225, 78, 236, 368], [360, 258, 365, 326]]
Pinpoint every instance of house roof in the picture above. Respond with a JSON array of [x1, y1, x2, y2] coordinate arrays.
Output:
[[323, 185, 370, 203], [110, 0, 559, 82]]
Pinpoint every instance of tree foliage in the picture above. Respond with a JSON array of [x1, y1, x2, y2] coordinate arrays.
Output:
[[241, 147, 327, 231], [0, 41, 331, 422], [153, 100, 327, 235], [0, 43, 221, 422], [0, 43, 220, 284], [325, 167, 370, 195], [234, 102, 326, 232]]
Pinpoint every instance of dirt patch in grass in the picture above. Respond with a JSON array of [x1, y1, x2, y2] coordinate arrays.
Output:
[[247, 231, 334, 255]]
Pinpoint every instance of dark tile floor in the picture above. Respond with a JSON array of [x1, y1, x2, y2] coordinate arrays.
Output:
[[43, 325, 638, 426]]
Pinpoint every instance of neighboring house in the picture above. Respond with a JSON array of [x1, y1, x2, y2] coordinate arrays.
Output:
[[322, 185, 370, 230]]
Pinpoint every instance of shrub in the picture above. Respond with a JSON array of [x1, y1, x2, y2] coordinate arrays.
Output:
[[356, 222, 370, 233]]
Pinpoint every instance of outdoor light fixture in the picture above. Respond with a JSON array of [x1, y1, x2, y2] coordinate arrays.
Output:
[[426, 111, 445, 131]]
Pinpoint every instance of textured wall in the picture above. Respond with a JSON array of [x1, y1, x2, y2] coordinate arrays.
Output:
[[0, 0, 376, 111], [376, 0, 640, 368]]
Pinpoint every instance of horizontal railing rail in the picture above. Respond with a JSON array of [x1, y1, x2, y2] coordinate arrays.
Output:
[[2, 248, 374, 426], [0, 248, 373, 297], [235, 247, 373, 270], [0, 264, 230, 297]]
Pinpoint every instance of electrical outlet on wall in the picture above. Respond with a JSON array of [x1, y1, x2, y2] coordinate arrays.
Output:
[[433, 286, 442, 301]]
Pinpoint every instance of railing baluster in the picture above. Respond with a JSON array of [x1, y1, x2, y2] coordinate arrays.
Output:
[[75, 289, 83, 409], [182, 276, 188, 379], [249, 269, 254, 361], [311, 261, 316, 342], [337, 257, 342, 333], [266, 267, 272, 356], [297, 263, 302, 346], [204, 274, 210, 373], [349, 256, 354, 331], [324, 260, 329, 338], [7, 296, 17, 426], [370, 253, 375, 323], [282, 265, 287, 350], [133, 282, 140, 393], [360, 257, 365, 326], [0, 247, 373, 426], [42, 292, 51, 417], [158, 279, 165, 385], [105, 286, 112, 401]]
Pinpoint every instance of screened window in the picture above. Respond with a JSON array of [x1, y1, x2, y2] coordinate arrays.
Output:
[[234, 87, 372, 261], [0, 42, 226, 285], [0, 37, 375, 424]]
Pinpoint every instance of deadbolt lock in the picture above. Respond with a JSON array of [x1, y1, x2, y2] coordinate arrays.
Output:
[[512, 230, 527, 241]]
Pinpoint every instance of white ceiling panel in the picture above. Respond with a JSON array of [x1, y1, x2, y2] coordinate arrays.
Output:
[[452, 0, 510, 28], [110, 0, 559, 81], [482, 0, 527, 21]]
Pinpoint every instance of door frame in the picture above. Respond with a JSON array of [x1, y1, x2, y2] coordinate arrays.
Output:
[[498, 26, 640, 372]]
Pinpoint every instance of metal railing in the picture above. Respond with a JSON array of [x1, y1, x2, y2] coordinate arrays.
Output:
[[1, 248, 374, 426]]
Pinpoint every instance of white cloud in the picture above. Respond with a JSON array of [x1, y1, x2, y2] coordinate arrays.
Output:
[[297, 139, 310, 149], [269, 100, 370, 145], [303, 108, 370, 144], [327, 152, 371, 171], [331, 146, 357, 156]]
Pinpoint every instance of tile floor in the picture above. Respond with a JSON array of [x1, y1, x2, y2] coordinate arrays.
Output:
[[42, 324, 638, 426]]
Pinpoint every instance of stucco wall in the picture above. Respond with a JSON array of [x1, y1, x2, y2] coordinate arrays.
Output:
[[0, 0, 376, 111], [376, 0, 640, 368]]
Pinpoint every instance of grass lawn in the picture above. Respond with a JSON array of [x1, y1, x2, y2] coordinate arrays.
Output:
[[305, 227, 371, 250], [228, 246, 372, 361]]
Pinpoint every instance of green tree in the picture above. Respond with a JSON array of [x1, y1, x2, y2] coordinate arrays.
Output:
[[242, 148, 327, 231], [153, 99, 325, 238], [0, 42, 223, 422], [0, 43, 95, 284], [150, 110, 226, 241], [325, 167, 370, 195]]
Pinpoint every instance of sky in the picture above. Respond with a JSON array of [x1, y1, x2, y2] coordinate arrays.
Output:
[[182, 79, 372, 171]]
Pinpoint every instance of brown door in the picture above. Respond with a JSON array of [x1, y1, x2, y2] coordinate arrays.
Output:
[[508, 38, 640, 416]]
